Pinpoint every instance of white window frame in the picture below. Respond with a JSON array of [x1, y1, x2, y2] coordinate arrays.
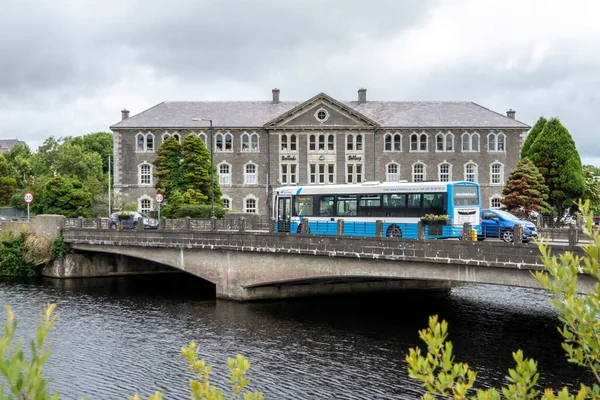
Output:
[[436, 132, 453, 152], [346, 163, 363, 184], [490, 195, 502, 209], [490, 162, 504, 185], [241, 132, 259, 152], [346, 134, 364, 152], [216, 132, 233, 152], [162, 132, 180, 143], [386, 162, 400, 182], [412, 162, 426, 182], [136, 132, 155, 153], [438, 162, 452, 182], [243, 195, 258, 213], [309, 163, 335, 184], [488, 132, 506, 152], [244, 162, 258, 185], [464, 162, 478, 183], [280, 163, 298, 185], [462, 132, 480, 152], [218, 162, 231, 186], [138, 195, 153, 213], [196, 132, 207, 146], [138, 162, 153, 186], [410, 132, 428, 152], [221, 195, 232, 210], [384, 132, 402, 152]]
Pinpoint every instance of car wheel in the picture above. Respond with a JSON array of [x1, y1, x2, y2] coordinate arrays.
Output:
[[501, 229, 514, 243], [477, 236, 486, 241], [386, 224, 403, 238]]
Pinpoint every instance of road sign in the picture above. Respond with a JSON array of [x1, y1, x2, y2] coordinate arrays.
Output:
[[155, 193, 164, 204], [24, 192, 34, 204]]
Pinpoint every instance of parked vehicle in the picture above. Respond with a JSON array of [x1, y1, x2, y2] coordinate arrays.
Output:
[[480, 209, 538, 243], [108, 211, 159, 229]]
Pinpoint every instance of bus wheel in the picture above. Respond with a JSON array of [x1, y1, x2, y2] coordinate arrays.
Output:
[[386, 225, 402, 238]]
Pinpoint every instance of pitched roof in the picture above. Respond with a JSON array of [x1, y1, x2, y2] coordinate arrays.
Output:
[[111, 98, 530, 130], [0, 139, 27, 152]]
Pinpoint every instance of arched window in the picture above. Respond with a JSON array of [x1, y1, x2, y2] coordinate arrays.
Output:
[[385, 134, 392, 151], [347, 134, 353, 151], [412, 163, 425, 182], [244, 196, 258, 213], [146, 134, 154, 152], [420, 134, 427, 151], [218, 163, 231, 185], [464, 163, 478, 182], [224, 133, 232, 151], [356, 134, 363, 151], [290, 135, 297, 151], [488, 133, 505, 152], [309, 135, 316, 151], [281, 134, 288, 151], [137, 133, 145, 152], [216, 133, 224, 151], [498, 133, 505, 151], [136, 133, 154, 152], [490, 197, 502, 209], [384, 133, 401, 152], [471, 134, 479, 151], [244, 163, 257, 185], [221, 196, 232, 210], [386, 163, 399, 182], [327, 134, 334, 151], [138, 163, 152, 185], [251, 133, 258, 151], [393, 133, 401, 151], [197, 132, 207, 145], [242, 132, 259, 152], [242, 133, 250, 151], [491, 162, 504, 185], [436, 133, 444, 151], [438, 163, 451, 182], [488, 134, 496, 151], [139, 196, 152, 213], [410, 133, 427, 151], [462, 133, 479, 152], [318, 135, 325, 150], [436, 132, 453, 152]]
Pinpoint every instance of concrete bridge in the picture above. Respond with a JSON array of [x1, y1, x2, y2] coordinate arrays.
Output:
[[54, 219, 595, 301]]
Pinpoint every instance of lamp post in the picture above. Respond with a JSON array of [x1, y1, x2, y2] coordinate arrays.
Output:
[[192, 117, 215, 219]]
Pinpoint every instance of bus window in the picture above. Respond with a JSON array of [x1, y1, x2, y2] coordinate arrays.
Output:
[[453, 186, 479, 206], [422, 193, 446, 215], [359, 195, 381, 208], [319, 196, 335, 216], [337, 196, 357, 216], [294, 196, 314, 216], [406, 193, 422, 217], [383, 194, 406, 209]]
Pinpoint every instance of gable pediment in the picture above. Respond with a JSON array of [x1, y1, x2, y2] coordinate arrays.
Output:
[[264, 93, 379, 129]]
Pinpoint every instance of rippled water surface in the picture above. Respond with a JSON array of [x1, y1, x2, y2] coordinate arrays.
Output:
[[0, 275, 594, 399]]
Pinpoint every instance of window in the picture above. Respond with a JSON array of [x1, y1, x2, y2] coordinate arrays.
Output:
[[491, 162, 503, 185], [281, 135, 288, 151], [319, 135, 325, 150], [162, 132, 180, 143], [136, 133, 155, 152], [309, 135, 316, 151], [439, 163, 451, 182], [242, 132, 259, 152], [436, 132, 453, 152], [491, 197, 502, 209], [488, 132, 506, 152], [309, 164, 335, 184], [290, 135, 297, 151], [244, 197, 257, 213], [386, 163, 399, 182], [464, 163, 478, 182], [216, 133, 233, 152], [462, 133, 479, 152], [384, 133, 402, 151], [139, 197, 152, 214], [410, 133, 427, 151], [412, 163, 425, 182], [294, 196, 314, 216], [337, 196, 357, 216], [218, 163, 231, 185], [315, 108, 329, 122], [244, 163, 257, 185], [280, 164, 297, 185], [346, 164, 363, 183], [222, 196, 231, 209], [346, 134, 363, 151], [319, 196, 335, 216], [197, 132, 207, 146], [138, 163, 152, 185], [328, 134, 334, 151]]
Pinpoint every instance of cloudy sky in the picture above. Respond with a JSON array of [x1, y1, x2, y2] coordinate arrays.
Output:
[[1, 0, 599, 165]]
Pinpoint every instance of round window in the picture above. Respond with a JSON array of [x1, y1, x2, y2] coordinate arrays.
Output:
[[314, 108, 329, 122]]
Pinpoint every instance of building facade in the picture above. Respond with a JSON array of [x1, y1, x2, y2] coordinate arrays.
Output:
[[110, 89, 530, 215]]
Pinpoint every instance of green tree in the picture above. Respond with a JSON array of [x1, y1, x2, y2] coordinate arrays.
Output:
[[0, 154, 17, 205], [181, 134, 222, 206], [4, 143, 32, 188], [407, 201, 600, 399], [501, 158, 552, 217], [33, 175, 93, 217], [153, 136, 184, 196], [521, 117, 547, 159], [583, 166, 600, 216], [527, 118, 584, 217]]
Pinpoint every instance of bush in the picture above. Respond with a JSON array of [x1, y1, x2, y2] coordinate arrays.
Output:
[[51, 235, 68, 260], [0, 232, 39, 277], [173, 204, 228, 219]]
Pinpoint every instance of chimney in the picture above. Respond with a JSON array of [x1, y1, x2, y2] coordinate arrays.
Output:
[[272, 88, 280, 104], [506, 109, 516, 119], [121, 108, 130, 120], [358, 88, 367, 104]]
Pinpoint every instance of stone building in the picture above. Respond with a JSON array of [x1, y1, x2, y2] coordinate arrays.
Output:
[[110, 89, 530, 215], [0, 139, 27, 154]]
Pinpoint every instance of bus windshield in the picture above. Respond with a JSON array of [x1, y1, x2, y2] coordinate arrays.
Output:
[[453, 186, 478, 206]]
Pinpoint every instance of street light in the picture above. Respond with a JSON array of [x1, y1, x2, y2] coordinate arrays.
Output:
[[192, 117, 216, 219]]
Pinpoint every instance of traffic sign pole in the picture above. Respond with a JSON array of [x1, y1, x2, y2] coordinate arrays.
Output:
[[24, 192, 34, 222], [155, 193, 164, 220]]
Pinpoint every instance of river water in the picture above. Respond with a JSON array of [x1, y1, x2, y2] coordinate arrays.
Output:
[[0, 274, 594, 399]]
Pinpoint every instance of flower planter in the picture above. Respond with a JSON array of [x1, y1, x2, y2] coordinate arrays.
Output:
[[422, 219, 449, 236]]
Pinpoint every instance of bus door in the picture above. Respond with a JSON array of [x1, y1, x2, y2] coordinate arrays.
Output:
[[277, 196, 292, 232]]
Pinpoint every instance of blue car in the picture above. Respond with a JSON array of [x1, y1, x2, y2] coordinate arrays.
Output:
[[480, 209, 538, 243]]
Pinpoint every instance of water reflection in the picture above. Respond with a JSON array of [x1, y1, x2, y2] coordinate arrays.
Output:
[[0, 275, 594, 399]]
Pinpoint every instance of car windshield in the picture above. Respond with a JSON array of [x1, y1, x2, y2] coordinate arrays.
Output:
[[493, 210, 521, 221]]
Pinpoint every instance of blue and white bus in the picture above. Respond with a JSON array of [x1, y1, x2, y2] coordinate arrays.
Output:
[[273, 181, 481, 238]]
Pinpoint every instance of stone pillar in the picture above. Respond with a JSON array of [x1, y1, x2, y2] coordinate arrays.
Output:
[[375, 220, 382, 237], [137, 217, 143, 231], [462, 223, 472, 241], [97, 218, 102, 229], [239, 218, 246, 233], [78, 217, 83, 228], [300, 218, 309, 234], [270, 219, 276, 233], [514, 224, 523, 244], [160, 218, 166, 231], [337, 219, 345, 236], [417, 221, 425, 240], [211, 218, 217, 232], [569, 223, 578, 247], [184, 217, 191, 231], [536, 214, 543, 228]]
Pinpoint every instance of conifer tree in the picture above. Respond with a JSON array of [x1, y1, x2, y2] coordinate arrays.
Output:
[[501, 158, 551, 217], [521, 116, 547, 159], [180, 134, 222, 205], [527, 118, 584, 217], [153, 136, 183, 196]]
